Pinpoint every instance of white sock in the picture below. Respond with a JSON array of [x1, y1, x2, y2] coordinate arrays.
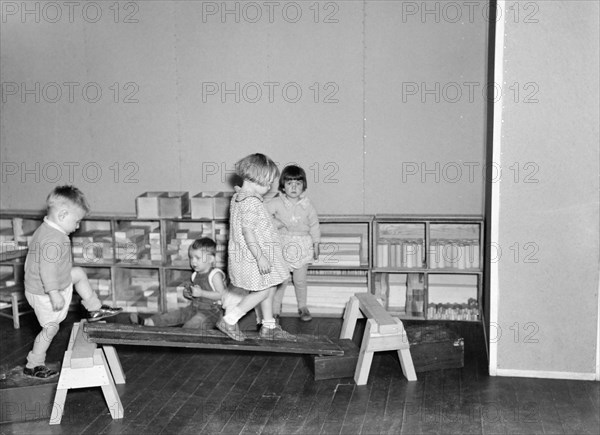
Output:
[[262, 319, 276, 329]]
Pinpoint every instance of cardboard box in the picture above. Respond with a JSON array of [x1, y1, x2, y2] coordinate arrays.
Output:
[[136, 192, 189, 218], [0, 364, 60, 423], [306, 339, 359, 380], [191, 192, 233, 219]]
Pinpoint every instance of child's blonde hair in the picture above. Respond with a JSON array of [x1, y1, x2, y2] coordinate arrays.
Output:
[[46, 185, 90, 214], [235, 153, 280, 187]]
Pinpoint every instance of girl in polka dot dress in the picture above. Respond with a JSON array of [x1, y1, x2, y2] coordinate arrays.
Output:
[[216, 153, 296, 342]]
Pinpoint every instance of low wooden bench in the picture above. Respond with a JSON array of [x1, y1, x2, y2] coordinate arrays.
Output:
[[49, 321, 125, 425], [340, 293, 417, 385]]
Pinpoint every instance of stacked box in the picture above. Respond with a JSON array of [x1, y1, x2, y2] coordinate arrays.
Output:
[[136, 192, 189, 218], [191, 192, 233, 219]]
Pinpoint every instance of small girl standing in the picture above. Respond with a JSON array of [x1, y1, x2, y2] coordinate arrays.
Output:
[[217, 153, 296, 341], [267, 165, 321, 322]]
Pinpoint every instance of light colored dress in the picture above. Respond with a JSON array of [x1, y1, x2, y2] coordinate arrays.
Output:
[[266, 193, 321, 269], [228, 190, 290, 291]]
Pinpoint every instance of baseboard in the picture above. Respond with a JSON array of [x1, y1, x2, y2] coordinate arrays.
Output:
[[493, 368, 597, 381]]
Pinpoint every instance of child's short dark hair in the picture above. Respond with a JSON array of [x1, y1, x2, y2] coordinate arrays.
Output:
[[189, 237, 217, 256], [46, 185, 90, 213], [278, 165, 307, 193]]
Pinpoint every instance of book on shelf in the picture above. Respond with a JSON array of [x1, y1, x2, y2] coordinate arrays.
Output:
[[319, 235, 362, 244], [428, 239, 480, 269], [280, 269, 369, 316], [376, 239, 423, 268]]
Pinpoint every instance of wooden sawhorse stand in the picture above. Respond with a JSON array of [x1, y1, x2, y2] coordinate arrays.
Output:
[[340, 293, 417, 385], [49, 321, 126, 425]]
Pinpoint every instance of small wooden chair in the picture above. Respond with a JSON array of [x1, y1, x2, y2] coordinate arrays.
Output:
[[0, 284, 33, 329]]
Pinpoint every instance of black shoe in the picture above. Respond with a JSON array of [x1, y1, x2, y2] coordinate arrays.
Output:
[[88, 305, 123, 322], [129, 313, 145, 326], [298, 307, 312, 322], [23, 365, 58, 379]]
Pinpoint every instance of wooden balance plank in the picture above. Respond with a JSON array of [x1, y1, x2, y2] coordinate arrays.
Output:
[[83, 323, 345, 356]]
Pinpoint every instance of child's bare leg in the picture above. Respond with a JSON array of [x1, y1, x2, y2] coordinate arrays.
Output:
[[272, 279, 289, 317], [26, 321, 60, 375], [258, 287, 276, 322], [71, 266, 101, 312]]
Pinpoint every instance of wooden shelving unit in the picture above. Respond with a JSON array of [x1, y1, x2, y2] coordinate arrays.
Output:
[[372, 214, 484, 322], [0, 210, 484, 321]]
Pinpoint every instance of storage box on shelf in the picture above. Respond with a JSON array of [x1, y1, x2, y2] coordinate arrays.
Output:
[[136, 192, 189, 219], [191, 192, 233, 220], [281, 215, 372, 317], [372, 215, 483, 322]]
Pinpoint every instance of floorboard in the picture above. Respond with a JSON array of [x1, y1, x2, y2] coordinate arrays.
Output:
[[1, 312, 598, 435]]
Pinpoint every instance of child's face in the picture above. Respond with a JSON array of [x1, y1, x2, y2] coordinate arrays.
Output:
[[188, 248, 214, 273], [283, 178, 304, 199], [55, 205, 86, 234]]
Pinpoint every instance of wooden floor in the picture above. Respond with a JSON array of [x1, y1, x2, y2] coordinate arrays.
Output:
[[1, 311, 598, 435]]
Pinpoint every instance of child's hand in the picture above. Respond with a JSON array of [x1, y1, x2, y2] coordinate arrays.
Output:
[[48, 291, 65, 311], [313, 243, 320, 260], [257, 255, 272, 274], [273, 217, 287, 230], [190, 285, 203, 298]]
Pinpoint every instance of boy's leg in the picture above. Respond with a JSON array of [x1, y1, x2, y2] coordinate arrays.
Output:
[[148, 305, 194, 327], [183, 306, 220, 332], [72, 267, 122, 321], [24, 290, 72, 378], [71, 266, 101, 311]]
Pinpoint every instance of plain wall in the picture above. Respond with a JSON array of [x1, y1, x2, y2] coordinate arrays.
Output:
[[494, 0, 599, 376], [0, 1, 488, 215]]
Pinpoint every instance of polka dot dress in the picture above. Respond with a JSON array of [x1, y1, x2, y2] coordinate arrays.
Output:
[[228, 191, 290, 291]]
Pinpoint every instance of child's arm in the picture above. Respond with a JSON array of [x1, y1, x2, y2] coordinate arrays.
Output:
[[38, 250, 66, 311], [48, 290, 66, 311], [265, 198, 286, 230], [242, 227, 271, 274]]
